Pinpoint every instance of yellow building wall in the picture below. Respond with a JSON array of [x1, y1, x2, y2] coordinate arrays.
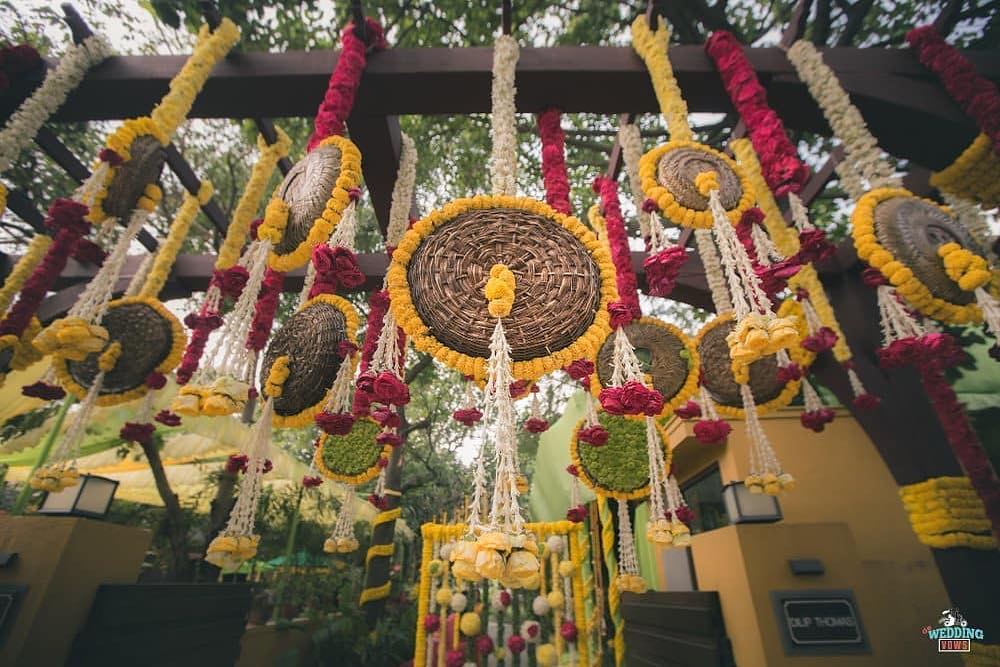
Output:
[[668, 408, 960, 667]]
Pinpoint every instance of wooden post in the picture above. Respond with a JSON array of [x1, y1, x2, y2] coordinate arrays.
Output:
[[811, 243, 1000, 639]]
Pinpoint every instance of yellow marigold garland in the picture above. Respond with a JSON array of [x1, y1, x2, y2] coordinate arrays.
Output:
[[938, 242, 992, 292], [264, 355, 290, 398], [267, 292, 360, 429], [51, 296, 185, 406], [215, 129, 291, 270], [139, 181, 213, 299], [588, 316, 700, 418], [852, 187, 986, 324], [0, 317, 43, 376], [731, 137, 851, 362], [388, 194, 616, 381], [0, 234, 51, 317], [264, 134, 362, 272], [900, 476, 997, 551], [694, 313, 802, 419], [930, 133, 1000, 209], [630, 15, 692, 142]]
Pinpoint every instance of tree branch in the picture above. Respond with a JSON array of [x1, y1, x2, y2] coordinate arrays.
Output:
[[405, 351, 434, 383]]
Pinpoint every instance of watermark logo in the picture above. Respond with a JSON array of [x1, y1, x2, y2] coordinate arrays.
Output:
[[920, 609, 985, 653]]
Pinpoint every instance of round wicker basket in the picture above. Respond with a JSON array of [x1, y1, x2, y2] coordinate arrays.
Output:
[[271, 144, 342, 257], [261, 295, 350, 426], [873, 194, 981, 306], [103, 135, 165, 221], [658, 145, 742, 211], [389, 196, 615, 380], [60, 297, 183, 406], [696, 315, 787, 409], [594, 317, 698, 416]]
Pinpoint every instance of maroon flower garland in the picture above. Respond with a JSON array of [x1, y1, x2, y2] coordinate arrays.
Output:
[[246, 267, 284, 353], [593, 176, 641, 323], [307, 18, 387, 151], [907, 26, 1000, 155], [705, 30, 810, 195], [538, 109, 572, 215], [0, 43, 43, 95]]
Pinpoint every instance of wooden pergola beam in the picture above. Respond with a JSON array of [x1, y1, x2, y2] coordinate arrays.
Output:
[[41, 45, 993, 170]]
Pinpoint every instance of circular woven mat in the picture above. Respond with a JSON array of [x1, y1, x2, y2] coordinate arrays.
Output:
[[66, 300, 176, 398], [596, 319, 689, 402], [873, 195, 981, 306], [272, 144, 342, 256], [573, 413, 652, 500], [261, 299, 347, 418], [104, 136, 165, 220], [697, 317, 784, 407], [316, 418, 384, 483], [407, 207, 601, 361], [658, 145, 742, 211]]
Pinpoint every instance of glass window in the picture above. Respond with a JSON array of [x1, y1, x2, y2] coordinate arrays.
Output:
[[682, 464, 730, 535]]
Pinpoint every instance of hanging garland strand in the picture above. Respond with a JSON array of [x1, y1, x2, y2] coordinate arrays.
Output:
[[537, 109, 572, 215], [593, 176, 640, 322]]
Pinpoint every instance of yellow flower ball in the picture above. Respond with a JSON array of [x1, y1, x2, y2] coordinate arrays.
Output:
[[557, 560, 575, 578], [459, 612, 481, 637], [435, 587, 452, 606], [536, 643, 558, 667], [475, 548, 506, 580], [546, 590, 564, 609]]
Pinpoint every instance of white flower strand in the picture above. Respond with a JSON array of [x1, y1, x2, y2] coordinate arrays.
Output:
[[370, 308, 403, 377], [740, 384, 782, 477], [331, 484, 357, 541], [695, 228, 733, 314], [847, 367, 868, 400], [644, 417, 666, 521], [787, 192, 815, 233], [975, 287, 1000, 345], [386, 133, 417, 247], [710, 190, 772, 319], [223, 398, 274, 539], [616, 500, 640, 576], [484, 319, 525, 535], [467, 437, 489, 531], [489, 35, 519, 197], [877, 285, 925, 345], [124, 252, 156, 297], [322, 353, 356, 414], [800, 298, 823, 335], [209, 239, 271, 383], [786, 40, 900, 201], [618, 122, 652, 238], [698, 385, 721, 421], [609, 326, 645, 387], [801, 377, 824, 413], [0, 35, 113, 174], [750, 223, 782, 266], [50, 370, 105, 468]]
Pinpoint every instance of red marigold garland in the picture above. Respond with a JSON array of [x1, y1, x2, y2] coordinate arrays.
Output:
[[593, 176, 641, 322], [705, 30, 809, 196], [907, 25, 1000, 155]]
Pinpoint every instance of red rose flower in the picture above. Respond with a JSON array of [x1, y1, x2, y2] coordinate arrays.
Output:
[[566, 505, 588, 523], [619, 380, 651, 415], [643, 245, 688, 297], [336, 340, 359, 359], [800, 408, 836, 432], [643, 388, 665, 416], [566, 464, 579, 476], [145, 372, 167, 390], [476, 634, 494, 656], [694, 419, 731, 445], [795, 229, 834, 263], [861, 267, 888, 288], [371, 406, 401, 428], [453, 407, 483, 427], [315, 411, 355, 435], [563, 359, 595, 381], [154, 409, 182, 427], [445, 649, 465, 667], [376, 431, 403, 447], [302, 475, 323, 488], [776, 363, 802, 383], [852, 393, 880, 410], [368, 494, 389, 510], [578, 424, 609, 446], [507, 635, 526, 654], [524, 417, 550, 433], [607, 300, 634, 329], [599, 386, 625, 415], [674, 400, 702, 419], [674, 505, 695, 524], [261, 459, 273, 474], [509, 379, 530, 399], [500, 590, 512, 606], [801, 327, 838, 353], [211, 266, 251, 299], [372, 371, 410, 406]]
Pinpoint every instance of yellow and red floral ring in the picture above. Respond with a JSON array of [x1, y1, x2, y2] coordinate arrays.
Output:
[[260, 293, 359, 429], [313, 417, 390, 485], [387, 195, 617, 381], [53, 296, 184, 406], [569, 411, 670, 501]]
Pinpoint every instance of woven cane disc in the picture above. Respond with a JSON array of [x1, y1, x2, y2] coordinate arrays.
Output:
[[66, 299, 177, 399], [261, 299, 346, 418], [104, 136, 165, 220], [658, 145, 742, 211], [315, 418, 385, 483], [697, 317, 784, 407], [407, 207, 601, 361], [272, 144, 342, 256], [873, 195, 981, 306], [596, 318, 689, 403]]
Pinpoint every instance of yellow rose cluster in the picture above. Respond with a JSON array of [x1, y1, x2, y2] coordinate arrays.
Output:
[[615, 572, 648, 594], [215, 129, 291, 270], [264, 355, 290, 399], [449, 531, 541, 589], [900, 476, 997, 551], [29, 465, 79, 492], [646, 517, 691, 547], [323, 535, 360, 554], [140, 181, 213, 300], [930, 133, 1000, 209], [33, 317, 108, 361], [484, 263, 516, 318], [745, 471, 797, 496], [726, 313, 798, 381], [938, 242, 991, 292], [205, 533, 260, 570], [0, 234, 51, 316], [853, 187, 982, 324], [266, 135, 363, 272], [388, 194, 616, 381], [638, 141, 755, 229], [172, 376, 250, 417]]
